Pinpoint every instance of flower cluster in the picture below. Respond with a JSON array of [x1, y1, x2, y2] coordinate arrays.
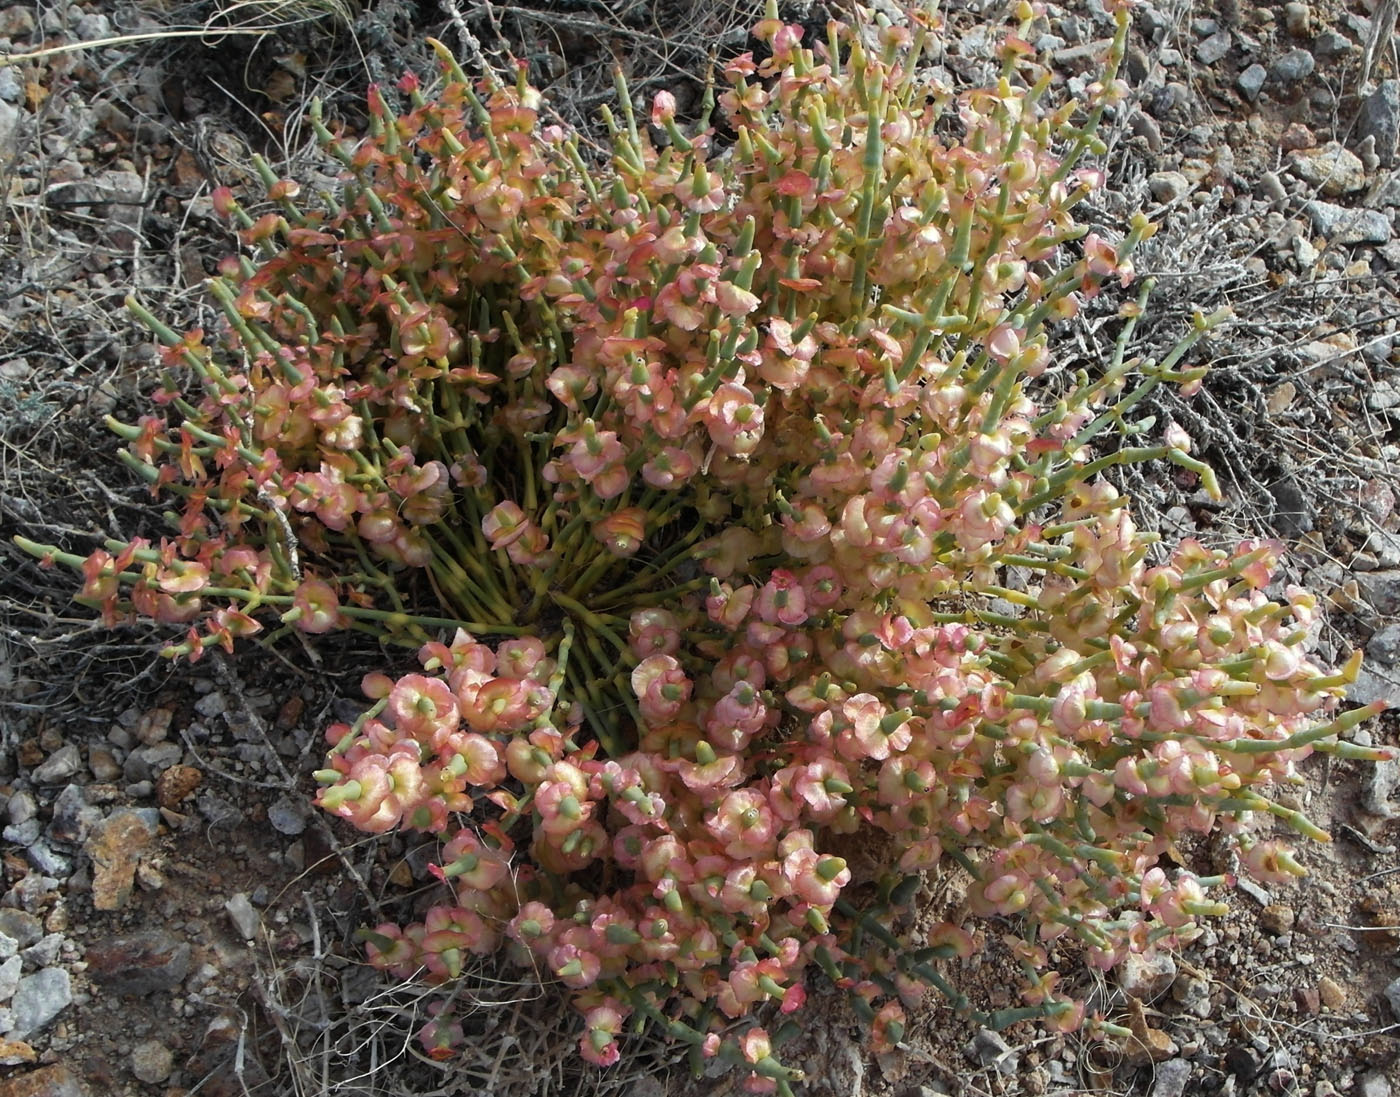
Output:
[[19, 1, 1390, 1090]]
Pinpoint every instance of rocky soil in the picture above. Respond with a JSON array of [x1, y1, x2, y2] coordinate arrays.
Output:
[[2, 0, 1400, 1095]]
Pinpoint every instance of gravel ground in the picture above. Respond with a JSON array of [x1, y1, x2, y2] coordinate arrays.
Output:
[[2, 1, 1400, 1095]]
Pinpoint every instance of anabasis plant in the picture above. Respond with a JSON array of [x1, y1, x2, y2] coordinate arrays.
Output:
[[18, 0, 1391, 1090]]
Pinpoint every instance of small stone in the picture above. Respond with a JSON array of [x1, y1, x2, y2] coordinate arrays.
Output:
[[8, 968, 71, 1039], [134, 707, 173, 746], [1290, 142, 1367, 195], [1225, 1045, 1263, 1081], [155, 764, 202, 810], [1129, 110, 1162, 152], [225, 893, 260, 940], [1359, 480, 1397, 523], [124, 741, 182, 783], [85, 930, 190, 995], [1260, 904, 1296, 935], [1294, 985, 1320, 1014], [0, 1038, 37, 1066], [1, 820, 39, 848], [1359, 1073, 1392, 1097], [129, 1039, 174, 1084], [1317, 975, 1346, 1009], [1360, 136, 1382, 174], [1304, 200, 1391, 244], [0, 5, 37, 37], [1281, 122, 1316, 151], [0, 955, 20, 1001], [86, 747, 121, 783], [1151, 1059, 1193, 1097], [1238, 64, 1267, 101], [1369, 381, 1400, 412], [5, 793, 35, 829], [193, 692, 227, 719], [47, 785, 99, 846], [0, 911, 41, 950], [20, 933, 62, 970], [1195, 30, 1231, 65], [267, 795, 307, 836], [1368, 625, 1400, 665], [1271, 48, 1315, 83], [1385, 975, 1400, 1020], [0, 1064, 85, 1097], [1284, 2, 1311, 36], [1119, 949, 1177, 999], [29, 745, 79, 785], [1149, 171, 1192, 202], [74, 12, 110, 40], [1359, 80, 1400, 168], [84, 810, 158, 912], [197, 793, 244, 829], [966, 1028, 1018, 1075], [1175, 976, 1212, 1018], [1123, 997, 1175, 1065]]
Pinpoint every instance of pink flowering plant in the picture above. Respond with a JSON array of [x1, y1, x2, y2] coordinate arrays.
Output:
[[18, 0, 1392, 1089]]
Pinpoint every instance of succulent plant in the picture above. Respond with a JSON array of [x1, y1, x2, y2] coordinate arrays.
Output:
[[17, 1, 1390, 1089]]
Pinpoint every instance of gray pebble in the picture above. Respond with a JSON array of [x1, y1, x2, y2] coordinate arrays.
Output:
[[1314, 30, 1351, 57], [194, 691, 227, 718], [130, 1038, 175, 1084], [1195, 30, 1231, 65], [1304, 199, 1392, 243], [0, 954, 20, 1001], [74, 12, 110, 39], [1368, 625, 1400, 665], [30, 743, 80, 784], [1137, 5, 1175, 40], [966, 1028, 1018, 1074], [0, 819, 39, 847], [267, 795, 308, 836], [123, 741, 182, 783], [225, 892, 260, 940], [22, 839, 71, 879], [1358, 570, 1400, 617], [20, 932, 63, 971], [1360, 1072, 1393, 1097], [0, 933, 15, 960], [1130, 111, 1163, 152], [1359, 80, 1400, 168], [1149, 170, 1192, 202], [8, 966, 71, 1038], [1271, 48, 1316, 83], [198, 792, 244, 828], [1238, 64, 1267, 101], [1260, 170, 1288, 202], [5, 790, 35, 828], [0, 906, 41, 951], [1388, 976, 1400, 1022], [48, 783, 99, 845], [1151, 1059, 1193, 1097]]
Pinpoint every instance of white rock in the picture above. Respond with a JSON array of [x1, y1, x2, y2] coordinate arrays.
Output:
[[8, 967, 71, 1038], [1118, 949, 1178, 999], [1290, 142, 1367, 196], [0, 955, 20, 1002]]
